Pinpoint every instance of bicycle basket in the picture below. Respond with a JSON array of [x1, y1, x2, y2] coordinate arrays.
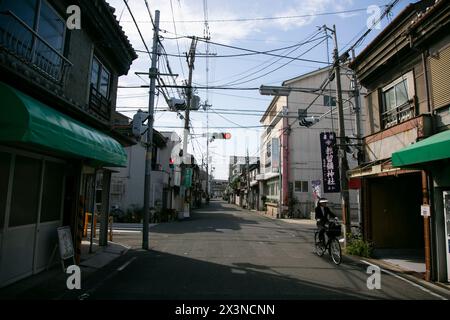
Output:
[[326, 222, 342, 237]]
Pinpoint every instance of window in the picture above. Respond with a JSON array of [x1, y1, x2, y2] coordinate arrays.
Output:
[[9, 156, 42, 227], [382, 79, 409, 111], [90, 56, 111, 98], [324, 95, 336, 107], [381, 72, 415, 128], [0, 152, 11, 229], [40, 161, 64, 222], [0, 0, 65, 53], [0, 0, 37, 28], [38, 1, 65, 53], [294, 181, 309, 193]]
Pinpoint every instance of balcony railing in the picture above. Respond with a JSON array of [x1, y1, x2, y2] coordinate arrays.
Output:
[[0, 11, 72, 83], [381, 101, 415, 129], [89, 85, 112, 121]]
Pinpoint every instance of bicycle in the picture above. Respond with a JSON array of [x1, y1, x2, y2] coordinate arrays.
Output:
[[314, 219, 342, 265]]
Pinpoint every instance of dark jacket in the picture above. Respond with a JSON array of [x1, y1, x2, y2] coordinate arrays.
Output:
[[315, 205, 336, 223]]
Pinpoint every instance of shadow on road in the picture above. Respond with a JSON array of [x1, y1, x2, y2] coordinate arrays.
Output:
[[79, 249, 385, 300], [149, 201, 260, 235]]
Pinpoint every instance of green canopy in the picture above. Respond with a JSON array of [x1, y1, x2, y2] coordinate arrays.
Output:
[[0, 82, 127, 167], [392, 130, 450, 167]]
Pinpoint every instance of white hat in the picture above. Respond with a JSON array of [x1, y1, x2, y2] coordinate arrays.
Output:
[[318, 198, 329, 203]]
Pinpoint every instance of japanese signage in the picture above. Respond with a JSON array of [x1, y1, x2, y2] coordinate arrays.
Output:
[[320, 132, 340, 193], [420, 204, 430, 217]]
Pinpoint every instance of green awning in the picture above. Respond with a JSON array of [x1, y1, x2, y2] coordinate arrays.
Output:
[[392, 130, 450, 167], [0, 82, 127, 167]]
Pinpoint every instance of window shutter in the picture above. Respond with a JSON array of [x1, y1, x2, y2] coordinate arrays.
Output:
[[430, 45, 450, 110]]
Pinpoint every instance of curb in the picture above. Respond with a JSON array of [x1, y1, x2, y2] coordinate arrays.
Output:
[[343, 253, 450, 299]]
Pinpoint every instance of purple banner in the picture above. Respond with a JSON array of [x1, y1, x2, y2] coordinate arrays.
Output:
[[320, 132, 340, 193]]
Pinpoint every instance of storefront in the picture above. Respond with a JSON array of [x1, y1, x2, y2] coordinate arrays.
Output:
[[0, 83, 127, 287], [392, 130, 450, 283]]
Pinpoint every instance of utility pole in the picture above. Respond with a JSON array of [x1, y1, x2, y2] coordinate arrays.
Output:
[[202, 102, 212, 199], [142, 10, 160, 250], [246, 149, 250, 209], [351, 49, 363, 229], [331, 24, 351, 242], [181, 37, 198, 217]]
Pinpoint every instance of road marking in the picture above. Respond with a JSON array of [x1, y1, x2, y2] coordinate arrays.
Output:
[[114, 230, 141, 233], [360, 260, 448, 300], [231, 268, 247, 274], [117, 257, 137, 272]]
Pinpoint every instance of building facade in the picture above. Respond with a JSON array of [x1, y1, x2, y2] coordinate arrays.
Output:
[[349, 0, 450, 282], [0, 0, 136, 287], [258, 67, 362, 220]]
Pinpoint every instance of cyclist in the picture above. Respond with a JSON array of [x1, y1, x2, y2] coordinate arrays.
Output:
[[315, 198, 337, 243]]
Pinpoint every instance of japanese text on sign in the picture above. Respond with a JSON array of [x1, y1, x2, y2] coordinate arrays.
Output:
[[320, 132, 340, 193]]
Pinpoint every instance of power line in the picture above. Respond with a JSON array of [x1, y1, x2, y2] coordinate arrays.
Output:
[[169, 0, 186, 78], [120, 7, 378, 23], [193, 37, 330, 65], [122, 0, 151, 59], [202, 31, 325, 87], [215, 36, 328, 87]]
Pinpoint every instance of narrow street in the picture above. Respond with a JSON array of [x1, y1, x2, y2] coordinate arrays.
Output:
[[65, 200, 448, 300]]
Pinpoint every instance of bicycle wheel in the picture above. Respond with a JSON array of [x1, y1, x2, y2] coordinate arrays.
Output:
[[314, 232, 326, 257], [330, 238, 342, 265]]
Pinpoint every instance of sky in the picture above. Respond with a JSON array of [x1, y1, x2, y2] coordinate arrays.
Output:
[[107, 0, 410, 180]]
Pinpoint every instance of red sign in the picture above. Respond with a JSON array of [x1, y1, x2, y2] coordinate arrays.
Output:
[[349, 177, 361, 189]]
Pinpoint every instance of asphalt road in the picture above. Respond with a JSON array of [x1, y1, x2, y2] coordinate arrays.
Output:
[[67, 200, 449, 300]]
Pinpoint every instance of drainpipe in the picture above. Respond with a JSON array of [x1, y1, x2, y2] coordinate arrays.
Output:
[[422, 171, 431, 282]]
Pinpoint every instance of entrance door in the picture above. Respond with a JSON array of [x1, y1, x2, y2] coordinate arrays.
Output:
[[1, 155, 42, 285], [0, 150, 66, 287], [444, 191, 450, 282]]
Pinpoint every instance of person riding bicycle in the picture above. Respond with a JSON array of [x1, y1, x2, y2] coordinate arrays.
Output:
[[315, 198, 337, 243]]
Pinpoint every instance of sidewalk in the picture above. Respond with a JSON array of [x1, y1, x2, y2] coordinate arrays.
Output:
[[248, 205, 450, 296], [0, 239, 129, 299], [249, 208, 316, 225], [346, 255, 450, 294]]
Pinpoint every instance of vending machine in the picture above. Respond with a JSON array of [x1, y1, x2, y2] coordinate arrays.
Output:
[[444, 191, 450, 282]]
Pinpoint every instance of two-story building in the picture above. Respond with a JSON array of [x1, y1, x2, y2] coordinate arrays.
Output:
[[109, 127, 181, 218], [349, 0, 450, 282], [258, 67, 361, 220], [0, 0, 136, 287]]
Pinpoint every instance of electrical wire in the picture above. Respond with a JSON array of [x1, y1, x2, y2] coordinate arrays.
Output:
[[120, 7, 377, 24], [169, 0, 186, 79], [215, 36, 328, 87], [198, 31, 325, 87], [122, 0, 151, 59]]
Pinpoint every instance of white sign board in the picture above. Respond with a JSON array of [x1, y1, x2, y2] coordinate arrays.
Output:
[[57, 226, 74, 260], [421, 204, 430, 217]]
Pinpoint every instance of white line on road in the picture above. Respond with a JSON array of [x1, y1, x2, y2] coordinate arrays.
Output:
[[113, 230, 141, 233], [117, 257, 137, 272], [360, 260, 448, 300]]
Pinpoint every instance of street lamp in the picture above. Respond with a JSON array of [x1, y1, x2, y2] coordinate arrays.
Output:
[[259, 85, 291, 96]]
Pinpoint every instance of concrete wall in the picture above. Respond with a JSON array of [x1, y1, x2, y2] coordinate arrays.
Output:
[[285, 68, 362, 220]]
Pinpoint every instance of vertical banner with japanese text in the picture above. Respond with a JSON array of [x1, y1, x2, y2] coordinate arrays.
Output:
[[320, 132, 340, 193]]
